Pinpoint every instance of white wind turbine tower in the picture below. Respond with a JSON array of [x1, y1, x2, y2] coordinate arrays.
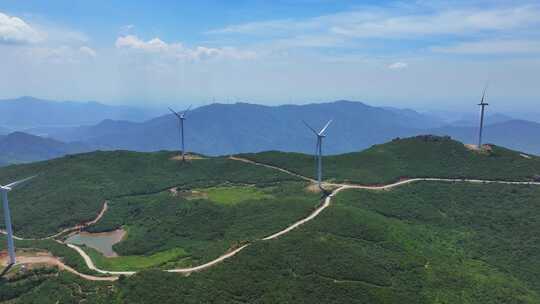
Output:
[[169, 105, 192, 162], [303, 119, 333, 191], [477, 85, 489, 149], [1, 176, 36, 265]]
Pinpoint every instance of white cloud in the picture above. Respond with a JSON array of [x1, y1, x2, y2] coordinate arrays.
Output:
[[115, 35, 257, 60], [207, 4, 540, 42], [330, 5, 540, 38], [0, 12, 44, 44], [79, 46, 97, 57], [388, 62, 408, 69], [207, 19, 319, 35], [116, 35, 168, 52], [432, 39, 540, 54]]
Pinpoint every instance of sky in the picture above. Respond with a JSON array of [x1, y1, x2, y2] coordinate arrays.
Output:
[[0, 0, 539, 112]]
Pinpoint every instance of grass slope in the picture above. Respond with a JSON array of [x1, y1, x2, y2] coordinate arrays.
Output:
[[0, 151, 298, 237], [239, 136, 540, 184]]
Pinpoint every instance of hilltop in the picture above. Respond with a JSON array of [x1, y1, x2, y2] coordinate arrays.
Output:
[[239, 135, 540, 184]]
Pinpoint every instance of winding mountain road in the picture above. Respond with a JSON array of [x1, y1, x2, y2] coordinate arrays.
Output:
[[0, 202, 108, 241], [4, 157, 540, 281]]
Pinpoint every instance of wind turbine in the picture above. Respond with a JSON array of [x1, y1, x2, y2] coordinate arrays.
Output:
[[303, 119, 332, 191], [169, 105, 192, 162], [1, 176, 36, 265], [477, 85, 489, 149]]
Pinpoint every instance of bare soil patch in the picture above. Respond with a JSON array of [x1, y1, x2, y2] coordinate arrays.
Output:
[[464, 144, 492, 154], [170, 154, 205, 161], [169, 188, 208, 200], [305, 183, 322, 193]]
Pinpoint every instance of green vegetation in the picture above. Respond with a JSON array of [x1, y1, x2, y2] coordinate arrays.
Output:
[[86, 247, 189, 271], [200, 185, 274, 205], [0, 269, 114, 303], [2, 138, 540, 303], [114, 182, 540, 304], [88, 182, 320, 268], [239, 136, 540, 184], [0, 151, 298, 237]]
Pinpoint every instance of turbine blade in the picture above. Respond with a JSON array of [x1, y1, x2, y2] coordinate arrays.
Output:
[[168, 107, 181, 118], [481, 83, 489, 104], [302, 120, 318, 135], [4, 175, 37, 189], [318, 119, 333, 135], [181, 104, 193, 119]]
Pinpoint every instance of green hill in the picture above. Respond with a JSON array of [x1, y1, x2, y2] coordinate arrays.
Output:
[[239, 135, 540, 184], [2, 137, 540, 303], [0, 151, 299, 238], [114, 182, 540, 304]]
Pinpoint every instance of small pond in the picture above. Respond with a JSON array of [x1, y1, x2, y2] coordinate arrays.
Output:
[[66, 229, 126, 257]]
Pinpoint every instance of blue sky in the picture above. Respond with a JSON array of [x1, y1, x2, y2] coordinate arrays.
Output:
[[0, 0, 539, 111]]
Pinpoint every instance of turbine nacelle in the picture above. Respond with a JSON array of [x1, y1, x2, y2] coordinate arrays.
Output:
[[303, 119, 333, 137], [169, 105, 192, 121]]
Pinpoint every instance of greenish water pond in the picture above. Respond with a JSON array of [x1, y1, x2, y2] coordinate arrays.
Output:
[[66, 229, 125, 257]]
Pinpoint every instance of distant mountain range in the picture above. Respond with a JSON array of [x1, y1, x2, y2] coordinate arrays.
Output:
[[34, 100, 443, 155], [0, 98, 538, 166], [0, 126, 10, 135], [428, 120, 540, 155], [0, 96, 160, 129], [0, 132, 91, 165]]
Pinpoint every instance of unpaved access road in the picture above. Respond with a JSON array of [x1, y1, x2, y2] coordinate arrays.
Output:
[[6, 157, 540, 280]]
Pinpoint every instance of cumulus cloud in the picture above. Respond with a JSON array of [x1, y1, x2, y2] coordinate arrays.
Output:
[[388, 62, 408, 70], [115, 35, 256, 60], [0, 12, 44, 44]]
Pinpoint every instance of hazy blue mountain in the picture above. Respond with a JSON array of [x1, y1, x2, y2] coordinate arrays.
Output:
[[448, 113, 514, 127], [42, 100, 442, 155], [428, 120, 540, 154], [0, 126, 10, 135], [0, 132, 92, 166], [3, 100, 539, 164], [0, 96, 160, 129]]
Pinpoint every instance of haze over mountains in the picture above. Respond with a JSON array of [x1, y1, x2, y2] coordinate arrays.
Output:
[[1, 97, 539, 165], [0, 132, 90, 166], [0, 97, 159, 129]]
